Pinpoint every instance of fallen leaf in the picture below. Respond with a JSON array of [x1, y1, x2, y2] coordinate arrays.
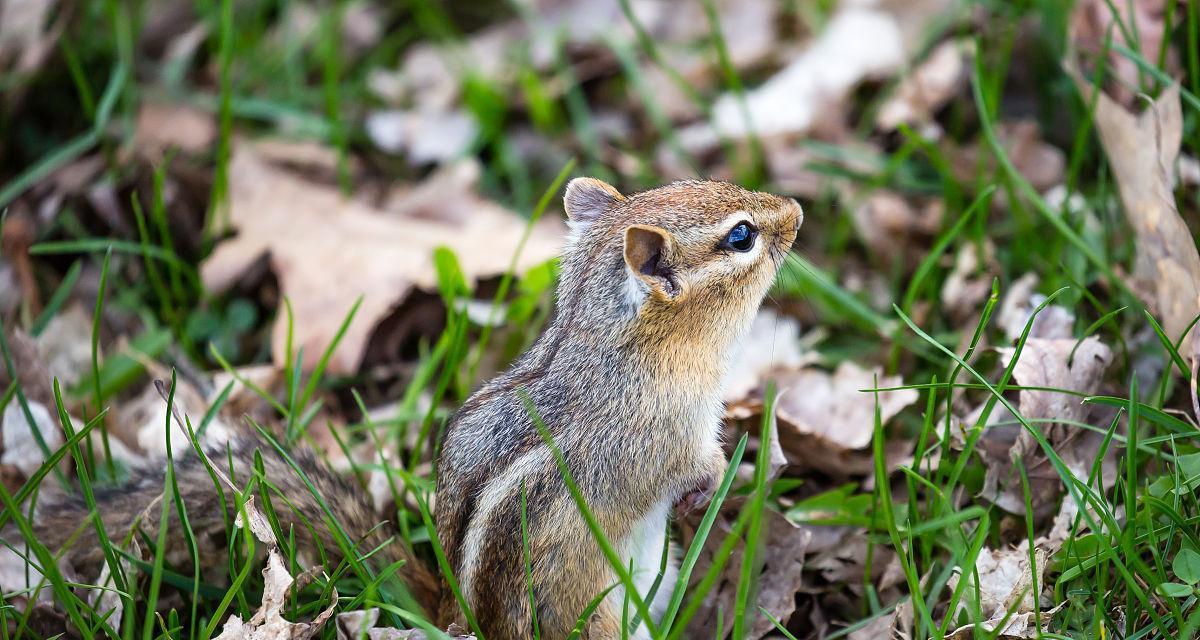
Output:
[[982, 337, 1116, 517], [113, 378, 232, 458], [1073, 76, 1200, 360], [710, 0, 952, 139], [945, 544, 1061, 639], [877, 39, 972, 131], [951, 121, 1065, 194], [135, 101, 216, 159], [723, 308, 812, 407], [941, 241, 995, 321], [769, 362, 918, 477], [0, 262, 18, 317], [33, 303, 93, 389], [1070, 0, 1177, 109], [1, 400, 62, 477], [214, 550, 337, 640], [235, 495, 278, 546], [335, 608, 465, 640], [848, 601, 913, 640], [0, 0, 61, 78], [680, 503, 811, 639], [711, 4, 906, 139], [201, 144, 564, 373], [365, 109, 478, 165], [996, 273, 1075, 341], [851, 190, 943, 258]]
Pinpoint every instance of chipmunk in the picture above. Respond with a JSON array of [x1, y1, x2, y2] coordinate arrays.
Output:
[[12, 178, 801, 640], [435, 178, 801, 638]]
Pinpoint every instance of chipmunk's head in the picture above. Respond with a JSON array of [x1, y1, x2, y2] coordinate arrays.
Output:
[[561, 178, 802, 345]]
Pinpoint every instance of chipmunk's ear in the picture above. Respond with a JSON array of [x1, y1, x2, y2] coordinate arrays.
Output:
[[624, 224, 681, 302], [564, 178, 624, 228]]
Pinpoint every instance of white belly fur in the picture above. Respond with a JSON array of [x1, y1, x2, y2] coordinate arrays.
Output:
[[611, 498, 678, 638]]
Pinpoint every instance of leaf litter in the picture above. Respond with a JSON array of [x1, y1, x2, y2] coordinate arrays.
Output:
[[2, 0, 1200, 638], [201, 144, 564, 374]]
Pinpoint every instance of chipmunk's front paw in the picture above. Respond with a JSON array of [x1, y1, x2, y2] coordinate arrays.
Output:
[[675, 474, 717, 516]]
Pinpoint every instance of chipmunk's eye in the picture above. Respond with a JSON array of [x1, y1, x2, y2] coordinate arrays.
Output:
[[722, 222, 757, 252]]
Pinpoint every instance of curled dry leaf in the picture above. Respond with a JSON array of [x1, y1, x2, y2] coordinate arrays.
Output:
[[711, 4, 905, 139], [723, 308, 811, 408], [234, 495, 279, 546], [214, 550, 337, 640], [996, 273, 1075, 341], [945, 544, 1061, 639], [0, 0, 61, 78], [1073, 77, 1200, 360], [710, 0, 952, 139], [134, 101, 216, 159], [877, 39, 972, 132], [851, 190, 943, 258], [848, 601, 913, 640], [113, 378, 232, 459], [1070, 0, 1177, 108], [33, 303, 93, 389], [335, 608, 470, 640], [1, 400, 62, 478], [981, 337, 1116, 518], [949, 121, 1065, 194], [770, 361, 918, 477], [201, 144, 564, 374], [365, 109, 478, 165], [941, 241, 995, 321]]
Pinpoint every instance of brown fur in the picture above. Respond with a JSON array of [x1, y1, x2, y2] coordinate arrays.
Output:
[[436, 179, 801, 639]]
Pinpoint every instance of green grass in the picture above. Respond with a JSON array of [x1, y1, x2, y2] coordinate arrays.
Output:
[[2, 0, 1200, 638]]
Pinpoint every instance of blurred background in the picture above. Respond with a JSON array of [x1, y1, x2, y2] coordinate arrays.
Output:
[[2, 0, 1199, 638]]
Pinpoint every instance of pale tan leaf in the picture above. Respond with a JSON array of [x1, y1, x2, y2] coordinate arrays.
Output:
[[135, 101, 216, 158], [1074, 77, 1200, 359], [213, 550, 336, 640], [770, 362, 918, 476], [201, 144, 564, 374], [877, 40, 972, 131]]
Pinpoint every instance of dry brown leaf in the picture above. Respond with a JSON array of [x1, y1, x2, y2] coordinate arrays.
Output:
[[996, 273, 1075, 341], [1, 400, 61, 477], [0, 262, 18, 317], [135, 101, 217, 159], [1071, 0, 1176, 108], [723, 309, 812, 407], [851, 191, 942, 257], [33, 303, 93, 389], [981, 337, 1116, 517], [214, 550, 337, 640], [1075, 77, 1200, 360], [848, 601, 913, 640], [877, 39, 972, 131], [769, 362, 918, 477], [113, 378, 232, 459], [945, 544, 1061, 639], [941, 241, 995, 321], [710, 0, 952, 139], [680, 503, 811, 639], [951, 121, 1065, 193], [711, 4, 906, 139], [235, 496, 279, 546], [365, 109, 478, 165], [0, 0, 61, 78], [335, 608, 469, 640], [201, 144, 564, 373]]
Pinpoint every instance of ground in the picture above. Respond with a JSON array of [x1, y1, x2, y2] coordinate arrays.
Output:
[[1, 0, 1199, 638]]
